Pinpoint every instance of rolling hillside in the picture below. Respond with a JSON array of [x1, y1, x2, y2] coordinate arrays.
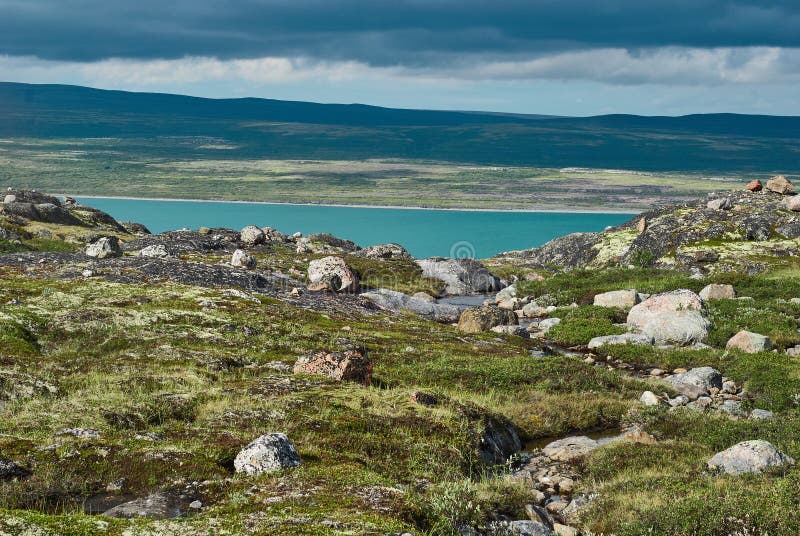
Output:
[[1, 82, 799, 172]]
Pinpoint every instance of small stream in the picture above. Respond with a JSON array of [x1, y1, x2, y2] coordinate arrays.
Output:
[[524, 428, 623, 452]]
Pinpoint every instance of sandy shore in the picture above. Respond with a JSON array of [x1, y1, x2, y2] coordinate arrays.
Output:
[[61, 194, 641, 215]]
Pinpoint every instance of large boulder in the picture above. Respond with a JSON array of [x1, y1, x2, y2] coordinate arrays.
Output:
[[354, 243, 412, 260], [641, 310, 711, 346], [85, 236, 123, 259], [708, 440, 794, 475], [457, 306, 517, 333], [541, 436, 600, 462], [293, 343, 372, 385], [593, 289, 639, 308], [627, 290, 704, 329], [240, 225, 266, 246], [665, 367, 722, 399], [139, 244, 170, 258], [307, 256, 359, 292], [416, 257, 502, 295], [361, 288, 460, 323], [234, 433, 302, 475], [766, 175, 794, 195], [726, 330, 771, 353], [699, 284, 735, 300]]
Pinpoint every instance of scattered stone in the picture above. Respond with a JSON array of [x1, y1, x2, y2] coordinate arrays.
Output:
[[411, 291, 436, 303], [720, 399, 746, 417], [362, 288, 460, 323], [623, 427, 657, 444], [766, 175, 794, 195], [533, 317, 561, 335], [699, 284, 735, 300], [784, 196, 800, 212], [650, 368, 665, 376], [627, 289, 704, 329], [85, 236, 123, 259], [665, 367, 722, 399], [55, 427, 101, 440], [410, 391, 439, 407], [490, 520, 553, 536], [553, 524, 578, 536], [495, 285, 517, 303], [139, 244, 170, 258], [261, 227, 290, 243], [353, 243, 412, 259], [588, 333, 653, 350], [230, 249, 257, 269], [457, 306, 517, 333], [234, 433, 302, 475], [639, 391, 661, 406], [641, 310, 711, 346], [668, 395, 689, 407], [3, 194, 16, 203], [750, 409, 775, 420], [293, 345, 372, 385], [189, 500, 202, 510], [240, 225, 266, 246], [636, 217, 647, 233], [541, 436, 600, 462], [307, 256, 359, 292], [745, 179, 763, 192], [593, 289, 639, 308], [706, 197, 732, 210], [726, 330, 771, 353], [491, 325, 528, 337], [708, 440, 794, 475]]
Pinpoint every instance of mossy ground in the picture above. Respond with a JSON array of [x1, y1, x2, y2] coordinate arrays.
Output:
[[2, 231, 800, 534]]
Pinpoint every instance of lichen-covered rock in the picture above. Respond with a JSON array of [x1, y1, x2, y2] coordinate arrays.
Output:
[[234, 433, 302, 475], [240, 225, 265, 246], [490, 520, 554, 536], [416, 257, 503, 295], [307, 256, 359, 292], [726, 330, 771, 353], [231, 249, 257, 269], [593, 289, 639, 308], [641, 310, 711, 346], [85, 236, 122, 259], [294, 345, 372, 384], [699, 284, 735, 300], [361, 288, 460, 323], [457, 306, 517, 333], [305, 233, 360, 253], [353, 243, 412, 259], [708, 440, 794, 475], [627, 290, 704, 329], [261, 227, 290, 243]]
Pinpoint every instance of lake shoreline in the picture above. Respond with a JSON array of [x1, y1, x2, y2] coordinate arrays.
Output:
[[63, 194, 641, 215]]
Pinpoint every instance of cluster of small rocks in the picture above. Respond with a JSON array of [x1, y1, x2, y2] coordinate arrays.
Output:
[[639, 366, 773, 419]]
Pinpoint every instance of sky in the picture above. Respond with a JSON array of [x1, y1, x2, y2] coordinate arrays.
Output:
[[1, 0, 799, 116]]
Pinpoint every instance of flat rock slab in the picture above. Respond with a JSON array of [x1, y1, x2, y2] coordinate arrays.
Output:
[[102, 492, 187, 519], [541, 436, 600, 462], [588, 333, 653, 350]]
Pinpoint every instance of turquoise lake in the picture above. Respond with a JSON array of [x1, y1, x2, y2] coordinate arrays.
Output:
[[75, 198, 634, 258]]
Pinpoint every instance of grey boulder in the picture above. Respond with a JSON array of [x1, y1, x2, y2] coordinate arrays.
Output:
[[416, 257, 503, 295], [641, 310, 711, 346], [708, 440, 794, 475], [234, 433, 302, 475]]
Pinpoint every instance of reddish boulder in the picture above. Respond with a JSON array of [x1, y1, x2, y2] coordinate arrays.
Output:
[[293, 344, 371, 385], [745, 179, 762, 192]]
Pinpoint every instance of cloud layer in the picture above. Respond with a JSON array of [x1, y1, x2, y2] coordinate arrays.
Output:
[[1, 0, 799, 64]]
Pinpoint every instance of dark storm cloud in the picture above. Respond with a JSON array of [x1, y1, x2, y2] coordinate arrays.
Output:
[[1, 0, 799, 63]]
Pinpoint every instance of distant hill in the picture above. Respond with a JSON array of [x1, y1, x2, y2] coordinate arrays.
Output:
[[1, 81, 798, 172]]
